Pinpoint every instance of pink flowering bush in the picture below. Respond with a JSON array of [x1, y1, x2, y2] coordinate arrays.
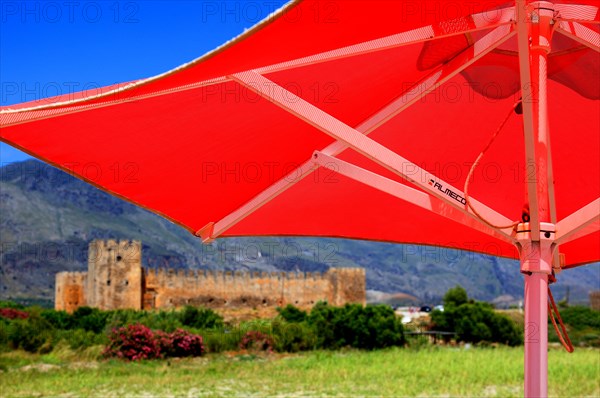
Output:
[[159, 329, 205, 358], [104, 324, 205, 361], [0, 308, 29, 320], [239, 331, 274, 352], [103, 324, 161, 361]]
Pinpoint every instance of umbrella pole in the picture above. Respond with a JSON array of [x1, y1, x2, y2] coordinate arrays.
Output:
[[521, 240, 553, 398], [523, 273, 549, 397], [518, 3, 555, 397]]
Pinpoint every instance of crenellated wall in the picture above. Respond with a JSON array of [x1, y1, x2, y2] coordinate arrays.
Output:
[[56, 240, 366, 312], [142, 268, 349, 310]]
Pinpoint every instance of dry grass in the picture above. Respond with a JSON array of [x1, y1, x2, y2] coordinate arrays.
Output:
[[0, 346, 598, 397]]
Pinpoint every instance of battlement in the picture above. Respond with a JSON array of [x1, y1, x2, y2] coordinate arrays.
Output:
[[56, 271, 87, 279], [89, 239, 142, 249], [143, 268, 328, 283]]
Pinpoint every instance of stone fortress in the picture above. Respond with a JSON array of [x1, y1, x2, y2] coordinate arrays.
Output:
[[55, 240, 366, 313]]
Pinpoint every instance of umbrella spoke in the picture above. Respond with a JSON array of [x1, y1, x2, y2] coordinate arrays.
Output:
[[312, 151, 515, 243], [555, 21, 600, 52], [202, 159, 318, 242], [555, 198, 600, 246], [254, 7, 515, 76], [555, 3, 600, 25]]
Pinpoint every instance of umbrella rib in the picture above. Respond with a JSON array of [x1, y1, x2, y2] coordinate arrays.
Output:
[[554, 4, 599, 25], [312, 151, 515, 244], [555, 21, 600, 52], [252, 6, 515, 76], [554, 198, 600, 246], [230, 71, 515, 240], [205, 26, 516, 241]]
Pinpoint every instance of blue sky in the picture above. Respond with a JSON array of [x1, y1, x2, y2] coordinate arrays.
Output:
[[0, 0, 289, 163]]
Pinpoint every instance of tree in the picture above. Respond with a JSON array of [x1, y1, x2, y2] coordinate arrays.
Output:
[[443, 285, 468, 308], [431, 287, 523, 346]]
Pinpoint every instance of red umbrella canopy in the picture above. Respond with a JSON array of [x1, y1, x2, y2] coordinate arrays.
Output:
[[1, 0, 599, 267]]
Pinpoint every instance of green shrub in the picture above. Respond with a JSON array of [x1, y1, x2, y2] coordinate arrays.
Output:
[[333, 304, 406, 350], [105, 309, 147, 330], [547, 306, 600, 347], [202, 329, 241, 353], [307, 302, 405, 350], [555, 306, 600, 330], [180, 306, 223, 329], [0, 301, 25, 310], [431, 287, 523, 346], [54, 328, 107, 350], [272, 320, 317, 353], [0, 320, 8, 349], [41, 309, 74, 329], [72, 307, 109, 333], [443, 286, 468, 308], [6, 314, 54, 353], [139, 310, 182, 332], [277, 305, 308, 323], [307, 302, 339, 348]]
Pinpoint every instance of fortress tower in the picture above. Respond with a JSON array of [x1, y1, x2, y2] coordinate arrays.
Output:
[[85, 240, 143, 310]]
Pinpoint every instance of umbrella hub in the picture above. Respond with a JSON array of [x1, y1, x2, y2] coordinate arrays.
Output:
[[527, 2, 557, 54], [516, 222, 556, 274]]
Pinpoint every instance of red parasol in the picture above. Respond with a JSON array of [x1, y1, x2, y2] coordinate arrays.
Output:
[[1, 1, 598, 396]]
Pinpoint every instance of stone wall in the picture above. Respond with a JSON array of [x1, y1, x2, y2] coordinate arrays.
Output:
[[55, 240, 366, 312], [143, 268, 354, 310]]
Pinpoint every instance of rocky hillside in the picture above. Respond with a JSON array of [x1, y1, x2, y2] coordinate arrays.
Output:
[[0, 160, 598, 305]]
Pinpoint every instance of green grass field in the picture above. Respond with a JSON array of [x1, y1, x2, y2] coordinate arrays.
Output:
[[1, 346, 598, 397]]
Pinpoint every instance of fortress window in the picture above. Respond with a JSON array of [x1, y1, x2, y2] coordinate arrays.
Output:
[[107, 280, 111, 286], [124, 280, 128, 286], [116, 255, 122, 262]]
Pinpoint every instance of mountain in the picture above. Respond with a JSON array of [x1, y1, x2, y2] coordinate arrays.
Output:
[[0, 160, 598, 305]]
